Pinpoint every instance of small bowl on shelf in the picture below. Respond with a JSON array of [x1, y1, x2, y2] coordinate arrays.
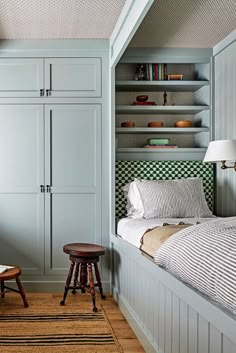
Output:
[[136, 95, 148, 102], [174, 120, 192, 127], [148, 121, 164, 127], [121, 121, 135, 127]]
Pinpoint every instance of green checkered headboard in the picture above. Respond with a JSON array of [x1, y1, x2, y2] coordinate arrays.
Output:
[[116, 161, 214, 219]]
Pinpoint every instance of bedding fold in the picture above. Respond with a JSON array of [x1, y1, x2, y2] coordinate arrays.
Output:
[[140, 223, 191, 257]]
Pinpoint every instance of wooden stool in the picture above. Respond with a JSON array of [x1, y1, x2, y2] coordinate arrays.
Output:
[[0, 266, 28, 307], [60, 243, 106, 312]]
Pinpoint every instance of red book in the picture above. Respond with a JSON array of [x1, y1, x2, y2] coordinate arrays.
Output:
[[155, 64, 158, 80], [132, 101, 156, 105]]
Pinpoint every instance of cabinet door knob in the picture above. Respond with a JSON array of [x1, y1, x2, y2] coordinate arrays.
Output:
[[40, 89, 44, 96], [46, 89, 50, 96], [40, 185, 45, 192], [46, 185, 51, 193]]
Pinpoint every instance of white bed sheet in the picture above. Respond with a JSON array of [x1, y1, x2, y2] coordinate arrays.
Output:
[[117, 217, 217, 248]]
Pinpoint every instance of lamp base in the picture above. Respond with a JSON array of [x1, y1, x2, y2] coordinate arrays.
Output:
[[220, 160, 236, 172]]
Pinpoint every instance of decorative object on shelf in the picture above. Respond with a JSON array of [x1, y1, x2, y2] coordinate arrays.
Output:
[[121, 121, 135, 127], [163, 91, 167, 106], [168, 74, 183, 80], [145, 138, 178, 149], [134, 64, 146, 81], [203, 139, 236, 172], [175, 120, 192, 127], [148, 121, 164, 127], [136, 95, 148, 102], [132, 95, 156, 105]]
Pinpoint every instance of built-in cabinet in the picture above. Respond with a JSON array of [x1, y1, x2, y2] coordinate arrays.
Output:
[[0, 57, 101, 97], [0, 42, 109, 290], [115, 49, 212, 161], [0, 104, 101, 275]]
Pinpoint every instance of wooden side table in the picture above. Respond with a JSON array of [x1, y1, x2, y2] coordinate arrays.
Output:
[[60, 243, 106, 312], [0, 266, 28, 307]]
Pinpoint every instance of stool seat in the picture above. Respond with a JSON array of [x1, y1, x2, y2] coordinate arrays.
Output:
[[0, 265, 28, 307], [63, 243, 105, 258], [60, 243, 106, 312], [0, 266, 21, 280]]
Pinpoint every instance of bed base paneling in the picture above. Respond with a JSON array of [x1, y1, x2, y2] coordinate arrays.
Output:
[[111, 233, 236, 353]]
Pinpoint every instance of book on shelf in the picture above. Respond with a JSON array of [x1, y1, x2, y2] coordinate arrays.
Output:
[[145, 63, 167, 80], [132, 101, 156, 105], [144, 144, 178, 148], [0, 265, 15, 274]]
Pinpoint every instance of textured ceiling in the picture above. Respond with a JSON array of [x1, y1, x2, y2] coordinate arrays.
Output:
[[129, 0, 236, 48], [0, 0, 127, 39]]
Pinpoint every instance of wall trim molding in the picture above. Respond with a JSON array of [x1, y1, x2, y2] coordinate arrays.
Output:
[[110, 0, 154, 68], [0, 39, 109, 57], [213, 29, 236, 56]]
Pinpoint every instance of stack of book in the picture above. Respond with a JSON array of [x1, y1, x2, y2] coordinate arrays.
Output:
[[144, 138, 178, 149]]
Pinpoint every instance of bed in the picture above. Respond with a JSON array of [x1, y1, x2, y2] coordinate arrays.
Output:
[[111, 160, 236, 353]]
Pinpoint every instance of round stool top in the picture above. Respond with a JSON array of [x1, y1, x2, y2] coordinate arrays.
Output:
[[0, 266, 21, 280], [63, 243, 105, 257]]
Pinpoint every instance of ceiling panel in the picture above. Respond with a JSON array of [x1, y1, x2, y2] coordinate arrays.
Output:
[[0, 0, 127, 39], [129, 0, 236, 48]]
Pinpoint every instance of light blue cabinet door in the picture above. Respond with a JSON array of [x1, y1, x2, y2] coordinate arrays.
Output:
[[44, 58, 101, 97], [0, 105, 45, 273], [0, 59, 44, 97], [44, 105, 102, 273]]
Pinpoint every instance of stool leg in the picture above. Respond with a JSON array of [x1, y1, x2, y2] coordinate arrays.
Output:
[[0, 281, 5, 298], [72, 263, 80, 294], [88, 263, 97, 312], [80, 263, 87, 293], [60, 261, 75, 305], [15, 276, 29, 307], [94, 263, 106, 300]]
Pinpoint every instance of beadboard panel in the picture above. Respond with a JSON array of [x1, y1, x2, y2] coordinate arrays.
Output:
[[214, 40, 236, 216], [111, 233, 236, 353]]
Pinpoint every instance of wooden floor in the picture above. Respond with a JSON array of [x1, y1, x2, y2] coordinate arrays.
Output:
[[0, 292, 145, 353], [99, 294, 146, 353]]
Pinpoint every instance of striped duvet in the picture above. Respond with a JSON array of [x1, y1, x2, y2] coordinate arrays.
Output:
[[154, 217, 236, 314]]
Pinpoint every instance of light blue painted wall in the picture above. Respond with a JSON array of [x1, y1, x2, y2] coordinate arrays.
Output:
[[214, 40, 236, 216]]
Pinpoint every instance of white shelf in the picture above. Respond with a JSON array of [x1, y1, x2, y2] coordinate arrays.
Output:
[[116, 80, 209, 92], [116, 105, 209, 115], [116, 127, 208, 134], [116, 148, 206, 153], [116, 147, 207, 161]]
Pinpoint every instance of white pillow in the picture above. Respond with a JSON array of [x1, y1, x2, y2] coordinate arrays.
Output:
[[122, 181, 144, 218], [134, 178, 212, 219]]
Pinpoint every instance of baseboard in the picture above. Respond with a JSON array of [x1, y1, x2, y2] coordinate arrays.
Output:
[[6, 280, 111, 293], [112, 286, 159, 353]]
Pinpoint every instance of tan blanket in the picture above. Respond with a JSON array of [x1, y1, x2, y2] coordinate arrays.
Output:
[[140, 223, 192, 257]]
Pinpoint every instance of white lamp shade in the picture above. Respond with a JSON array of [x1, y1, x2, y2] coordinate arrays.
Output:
[[203, 139, 236, 162]]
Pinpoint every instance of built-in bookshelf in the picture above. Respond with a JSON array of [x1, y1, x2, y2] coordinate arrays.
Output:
[[115, 49, 212, 161]]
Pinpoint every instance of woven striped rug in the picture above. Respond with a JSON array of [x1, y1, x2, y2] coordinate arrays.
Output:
[[0, 294, 123, 353]]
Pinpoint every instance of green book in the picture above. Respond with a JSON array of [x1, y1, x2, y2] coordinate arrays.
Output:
[[147, 138, 169, 145]]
